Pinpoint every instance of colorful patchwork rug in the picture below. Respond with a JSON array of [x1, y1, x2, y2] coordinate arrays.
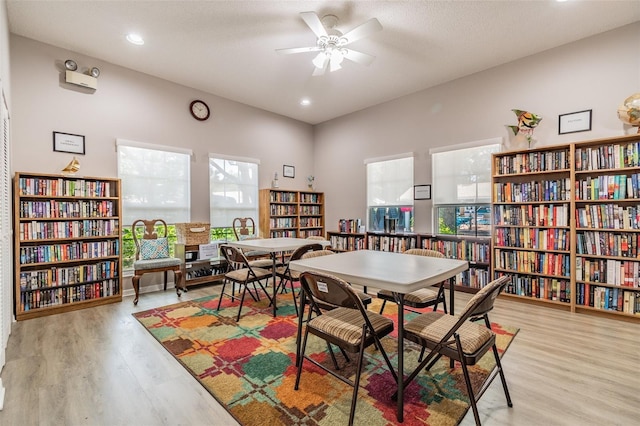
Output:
[[133, 289, 517, 426]]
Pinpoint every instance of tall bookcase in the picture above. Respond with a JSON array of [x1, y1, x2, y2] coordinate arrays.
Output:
[[14, 172, 122, 320], [259, 189, 324, 238], [492, 134, 640, 321]]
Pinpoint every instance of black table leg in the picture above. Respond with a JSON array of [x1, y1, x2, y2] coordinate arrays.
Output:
[[396, 293, 405, 423]]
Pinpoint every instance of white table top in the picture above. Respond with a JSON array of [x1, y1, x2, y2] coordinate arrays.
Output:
[[289, 249, 469, 294], [228, 237, 330, 252]]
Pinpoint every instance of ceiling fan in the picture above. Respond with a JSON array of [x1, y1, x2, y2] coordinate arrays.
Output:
[[277, 11, 383, 76]]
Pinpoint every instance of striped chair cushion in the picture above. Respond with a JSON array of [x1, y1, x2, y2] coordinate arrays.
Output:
[[378, 287, 439, 304], [301, 250, 334, 259], [405, 311, 494, 354], [248, 259, 273, 269], [308, 307, 393, 346], [226, 267, 271, 282], [134, 257, 181, 270]]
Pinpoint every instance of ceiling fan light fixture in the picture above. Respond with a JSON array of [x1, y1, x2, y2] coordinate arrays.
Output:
[[126, 33, 145, 45], [312, 52, 328, 68]]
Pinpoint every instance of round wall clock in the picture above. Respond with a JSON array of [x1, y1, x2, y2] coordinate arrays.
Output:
[[190, 100, 210, 121]]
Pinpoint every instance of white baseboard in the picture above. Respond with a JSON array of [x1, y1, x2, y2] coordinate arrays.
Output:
[[0, 378, 5, 410]]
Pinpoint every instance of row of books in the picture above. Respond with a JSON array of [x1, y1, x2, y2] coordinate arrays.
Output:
[[300, 193, 321, 203], [575, 257, 639, 287], [494, 204, 569, 227], [338, 218, 363, 233], [268, 230, 297, 238], [493, 178, 571, 203], [500, 274, 571, 302], [367, 235, 417, 253], [299, 217, 322, 227], [19, 240, 120, 265], [575, 284, 640, 314], [18, 177, 114, 198], [269, 218, 297, 228], [299, 206, 322, 215], [269, 191, 297, 203], [460, 268, 491, 289], [575, 173, 640, 201], [19, 199, 116, 219], [299, 229, 323, 238], [20, 280, 120, 312], [575, 142, 640, 171], [575, 203, 640, 230], [576, 231, 640, 258], [494, 227, 570, 251], [494, 249, 570, 277], [330, 235, 366, 251], [494, 149, 570, 175], [269, 204, 296, 215], [19, 261, 119, 290], [19, 219, 119, 241], [421, 238, 490, 263]]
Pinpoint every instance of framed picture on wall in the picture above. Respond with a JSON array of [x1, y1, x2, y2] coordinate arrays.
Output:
[[53, 131, 86, 155], [283, 165, 295, 178], [414, 184, 431, 200], [559, 110, 592, 134]]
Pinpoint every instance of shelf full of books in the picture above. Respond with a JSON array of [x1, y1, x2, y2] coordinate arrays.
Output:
[[14, 172, 123, 320], [492, 134, 640, 321], [259, 189, 324, 239], [420, 235, 491, 292]]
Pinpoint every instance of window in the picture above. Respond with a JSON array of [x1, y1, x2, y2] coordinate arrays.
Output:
[[431, 138, 501, 236], [117, 139, 192, 268], [366, 154, 414, 232], [209, 154, 259, 240]]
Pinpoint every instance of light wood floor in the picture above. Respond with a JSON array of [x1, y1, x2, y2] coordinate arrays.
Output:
[[1, 284, 639, 426]]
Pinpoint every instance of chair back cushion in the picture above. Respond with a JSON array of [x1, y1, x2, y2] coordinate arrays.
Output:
[[463, 275, 511, 318], [220, 244, 249, 270], [289, 243, 324, 262], [300, 271, 362, 311], [404, 248, 445, 258], [140, 237, 170, 260], [301, 249, 334, 259]]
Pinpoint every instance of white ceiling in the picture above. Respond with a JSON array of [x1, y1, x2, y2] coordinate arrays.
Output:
[[6, 1, 640, 124]]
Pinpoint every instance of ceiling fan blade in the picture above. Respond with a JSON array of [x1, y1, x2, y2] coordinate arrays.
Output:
[[312, 54, 329, 76], [276, 46, 322, 55], [312, 64, 327, 77], [341, 18, 383, 44], [343, 49, 376, 66], [300, 11, 328, 38]]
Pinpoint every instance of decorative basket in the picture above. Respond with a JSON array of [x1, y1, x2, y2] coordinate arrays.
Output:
[[175, 222, 210, 245]]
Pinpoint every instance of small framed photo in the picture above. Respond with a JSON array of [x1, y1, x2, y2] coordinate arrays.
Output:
[[414, 184, 431, 200], [53, 131, 85, 155], [559, 110, 592, 135], [283, 165, 295, 178]]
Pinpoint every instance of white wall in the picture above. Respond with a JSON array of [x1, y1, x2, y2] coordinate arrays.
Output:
[[314, 22, 640, 234], [9, 35, 315, 295], [9, 35, 315, 221]]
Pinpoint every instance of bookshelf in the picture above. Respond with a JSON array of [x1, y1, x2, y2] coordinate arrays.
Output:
[[174, 243, 226, 287], [327, 231, 366, 252], [492, 134, 640, 321], [366, 232, 418, 253], [492, 144, 573, 309], [14, 172, 122, 320], [573, 136, 640, 318], [420, 235, 491, 293], [259, 189, 324, 239]]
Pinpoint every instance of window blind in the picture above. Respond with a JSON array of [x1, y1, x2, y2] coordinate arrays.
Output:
[[209, 155, 259, 229], [117, 140, 191, 225]]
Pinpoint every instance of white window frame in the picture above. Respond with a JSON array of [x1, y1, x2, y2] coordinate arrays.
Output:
[[365, 153, 414, 232], [208, 154, 260, 237], [116, 139, 192, 226], [430, 138, 502, 236]]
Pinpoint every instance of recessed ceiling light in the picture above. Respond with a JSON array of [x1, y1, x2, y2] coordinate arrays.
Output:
[[126, 33, 145, 45], [300, 98, 311, 106]]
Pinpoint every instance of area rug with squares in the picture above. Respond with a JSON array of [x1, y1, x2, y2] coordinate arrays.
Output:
[[133, 289, 518, 426]]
